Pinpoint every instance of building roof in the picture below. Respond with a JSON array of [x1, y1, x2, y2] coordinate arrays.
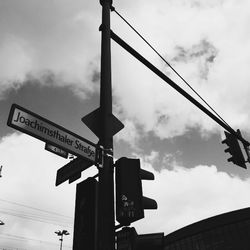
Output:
[[165, 207, 250, 244]]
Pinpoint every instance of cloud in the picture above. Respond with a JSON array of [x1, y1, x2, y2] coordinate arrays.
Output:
[[1, 132, 250, 248], [1, 0, 250, 142], [0, 133, 98, 249], [114, 119, 143, 150], [3, 0, 250, 248], [0, 35, 33, 93], [171, 39, 218, 80], [112, 0, 250, 143], [2, 0, 250, 143], [0, 0, 101, 99], [131, 153, 250, 234]]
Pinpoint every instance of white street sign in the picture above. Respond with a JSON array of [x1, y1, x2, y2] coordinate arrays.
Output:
[[7, 104, 97, 163], [45, 143, 69, 159]]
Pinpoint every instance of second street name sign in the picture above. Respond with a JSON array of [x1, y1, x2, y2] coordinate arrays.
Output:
[[7, 104, 97, 163], [45, 143, 69, 159]]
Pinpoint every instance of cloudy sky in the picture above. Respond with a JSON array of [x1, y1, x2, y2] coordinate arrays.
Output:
[[1, 0, 250, 249]]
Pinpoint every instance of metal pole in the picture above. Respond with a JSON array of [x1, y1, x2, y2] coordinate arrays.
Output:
[[110, 31, 250, 146], [98, 0, 115, 250], [60, 235, 63, 250]]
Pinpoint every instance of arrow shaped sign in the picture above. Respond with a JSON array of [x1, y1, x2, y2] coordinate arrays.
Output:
[[56, 157, 93, 186]]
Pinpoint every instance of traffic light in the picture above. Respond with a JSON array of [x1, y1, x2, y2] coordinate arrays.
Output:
[[136, 232, 164, 250], [222, 131, 246, 169], [116, 227, 137, 250], [73, 178, 97, 250], [116, 227, 164, 250], [115, 157, 157, 226]]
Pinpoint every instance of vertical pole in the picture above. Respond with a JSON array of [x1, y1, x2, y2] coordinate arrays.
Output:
[[60, 235, 63, 250], [98, 1, 114, 250]]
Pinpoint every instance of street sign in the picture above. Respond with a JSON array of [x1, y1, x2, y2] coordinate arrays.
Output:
[[69, 172, 82, 184], [56, 157, 93, 186], [7, 104, 97, 163], [45, 143, 69, 159]]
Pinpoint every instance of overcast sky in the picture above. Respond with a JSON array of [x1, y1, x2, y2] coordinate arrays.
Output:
[[1, 0, 250, 249]]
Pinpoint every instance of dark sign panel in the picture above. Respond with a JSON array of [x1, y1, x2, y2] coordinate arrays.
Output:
[[73, 178, 97, 250], [56, 158, 93, 186]]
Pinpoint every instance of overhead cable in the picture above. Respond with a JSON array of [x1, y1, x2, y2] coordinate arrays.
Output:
[[0, 198, 72, 219], [111, 7, 232, 130]]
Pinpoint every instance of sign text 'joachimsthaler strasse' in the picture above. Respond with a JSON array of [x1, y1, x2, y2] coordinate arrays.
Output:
[[7, 104, 97, 163]]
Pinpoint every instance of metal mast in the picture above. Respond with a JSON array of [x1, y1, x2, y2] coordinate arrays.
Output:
[[98, 0, 115, 249]]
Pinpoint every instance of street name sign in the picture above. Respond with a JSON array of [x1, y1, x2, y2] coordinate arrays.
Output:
[[45, 143, 69, 159], [7, 104, 97, 163]]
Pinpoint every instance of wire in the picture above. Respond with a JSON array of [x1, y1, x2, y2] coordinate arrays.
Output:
[[0, 243, 27, 250], [0, 198, 72, 219], [0, 233, 72, 248], [0, 209, 73, 227], [0, 198, 73, 227], [112, 7, 232, 131]]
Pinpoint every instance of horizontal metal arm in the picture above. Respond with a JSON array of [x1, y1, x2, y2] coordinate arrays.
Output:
[[110, 30, 250, 147]]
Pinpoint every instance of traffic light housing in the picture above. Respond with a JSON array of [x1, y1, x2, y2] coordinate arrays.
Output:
[[73, 178, 97, 250], [136, 232, 164, 250], [115, 157, 157, 226], [116, 227, 137, 250], [222, 131, 246, 169], [116, 227, 164, 250]]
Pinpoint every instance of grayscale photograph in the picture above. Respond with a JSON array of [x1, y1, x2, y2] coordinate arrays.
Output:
[[0, 0, 250, 249]]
